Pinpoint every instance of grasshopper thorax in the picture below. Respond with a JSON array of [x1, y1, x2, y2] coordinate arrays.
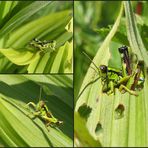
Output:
[[118, 45, 128, 53]]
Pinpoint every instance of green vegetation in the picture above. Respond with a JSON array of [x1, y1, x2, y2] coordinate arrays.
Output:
[[0, 1, 73, 73], [0, 75, 73, 147], [75, 1, 148, 147]]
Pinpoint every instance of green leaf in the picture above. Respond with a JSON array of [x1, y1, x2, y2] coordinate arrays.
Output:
[[0, 1, 52, 37], [0, 2, 73, 73], [64, 41, 73, 73], [75, 3, 123, 109], [75, 2, 148, 147], [124, 1, 148, 67], [0, 54, 19, 73], [50, 41, 72, 73], [74, 112, 101, 147], [75, 3, 130, 147], [0, 1, 18, 23], [0, 48, 38, 65], [5, 10, 72, 48]]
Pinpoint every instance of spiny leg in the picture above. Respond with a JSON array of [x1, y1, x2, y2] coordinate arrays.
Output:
[[45, 121, 52, 132], [119, 84, 138, 96]]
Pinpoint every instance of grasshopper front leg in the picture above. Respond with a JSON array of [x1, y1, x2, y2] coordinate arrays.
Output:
[[25, 102, 41, 118], [26, 102, 37, 109], [107, 81, 115, 95]]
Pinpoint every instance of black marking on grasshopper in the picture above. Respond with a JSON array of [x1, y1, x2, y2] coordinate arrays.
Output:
[[118, 45, 132, 75], [131, 61, 145, 91]]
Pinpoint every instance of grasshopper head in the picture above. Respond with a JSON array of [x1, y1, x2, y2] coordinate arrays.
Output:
[[37, 100, 46, 110], [99, 65, 107, 73], [50, 40, 56, 50], [56, 120, 63, 125], [118, 45, 128, 53], [39, 100, 45, 107]]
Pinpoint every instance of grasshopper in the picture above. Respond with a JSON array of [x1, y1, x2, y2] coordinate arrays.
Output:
[[82, 52, 123, 95], [101, 46, 144, 95], [82, 45, 145, 96], [29, 38, 56, 53], [26, 88, 63, 131]]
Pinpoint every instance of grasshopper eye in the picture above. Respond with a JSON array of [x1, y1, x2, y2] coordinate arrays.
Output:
[[33, 38, 38, 42], [118, 45, 128, 53], [57, 121, 63, 125], [99, 65, 107, 73]]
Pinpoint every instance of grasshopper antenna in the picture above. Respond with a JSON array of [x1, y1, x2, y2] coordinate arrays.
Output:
[[82, 51, 99, 72], [77, 52, 101, 99], [77, 75, 100, 99], [39, 87, 42, 102]]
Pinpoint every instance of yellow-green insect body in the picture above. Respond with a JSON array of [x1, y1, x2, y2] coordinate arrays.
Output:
[[29, 38, 56, 53], [83, 45, 145, 96], [26, 100, 63, 131]]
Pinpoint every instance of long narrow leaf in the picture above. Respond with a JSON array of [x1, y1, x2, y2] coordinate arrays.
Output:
[[0, 1, 52, 37]]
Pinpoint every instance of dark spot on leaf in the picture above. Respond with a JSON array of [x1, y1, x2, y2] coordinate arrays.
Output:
[[96, 97, 99, 103], [114, 104, 125, 120], [95, 122, 103, 135], [78, 103, 92, 120]]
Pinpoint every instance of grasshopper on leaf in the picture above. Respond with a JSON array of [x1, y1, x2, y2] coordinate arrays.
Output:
[[26, 88, 63, 131], [29, 38, 56, 54], [82, 45, 145, 96]]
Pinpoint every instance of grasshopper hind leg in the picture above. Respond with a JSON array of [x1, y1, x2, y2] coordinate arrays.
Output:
[[119, 84, 138, 96]]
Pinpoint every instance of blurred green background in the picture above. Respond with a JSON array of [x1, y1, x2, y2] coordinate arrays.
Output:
[[74, 1, 148, 103]]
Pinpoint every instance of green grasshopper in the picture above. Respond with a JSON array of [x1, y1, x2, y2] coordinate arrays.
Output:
[[29, 38, 56, 53], [26, 88, 63, 131], [83, 45, 145, 96], [82, 52, 123, 95], [102, 46, 144, 95]]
